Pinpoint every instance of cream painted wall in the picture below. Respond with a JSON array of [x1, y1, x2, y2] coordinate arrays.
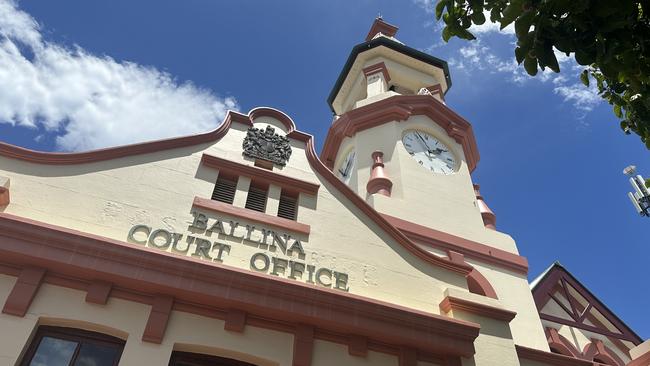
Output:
[[0, 115, 470, 316]]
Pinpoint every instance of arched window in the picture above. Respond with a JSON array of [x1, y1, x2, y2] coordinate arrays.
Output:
[[168, 351, 258, 366], [21, 326, 124, 366]]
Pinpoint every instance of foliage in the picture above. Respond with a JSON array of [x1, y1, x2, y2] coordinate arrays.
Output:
[[435, 0, 650, 150]]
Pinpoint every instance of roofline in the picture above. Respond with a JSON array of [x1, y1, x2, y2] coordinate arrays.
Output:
[[531, 262, 643, 343], [327, 36, 452, 114]]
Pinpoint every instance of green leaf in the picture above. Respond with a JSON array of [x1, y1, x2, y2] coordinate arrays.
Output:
[[500, 0, 524, 29], [442, 27, 452, 42], [614, 104, 623, 118], [471, 10, 486, 25], [435, 0, 447, 19], [524, 56, 538, 75], [514, 10, 534, 38], [580, 70, 590, 86], [515, 47, 526, 64], [457, 28, 477, 40], [575, 49, 594, 66]]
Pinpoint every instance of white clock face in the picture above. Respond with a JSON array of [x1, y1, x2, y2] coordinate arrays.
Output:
[[402, 131, 456, 175], [336, 149, 355, 184]]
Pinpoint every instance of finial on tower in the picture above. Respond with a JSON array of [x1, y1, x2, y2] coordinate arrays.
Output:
[[365, 17, 399, 41]]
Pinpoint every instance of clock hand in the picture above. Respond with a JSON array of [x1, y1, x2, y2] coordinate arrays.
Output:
[[414, 132, 432, 157]]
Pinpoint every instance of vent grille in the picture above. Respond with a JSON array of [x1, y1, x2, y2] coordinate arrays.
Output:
[[211, 176, 237, 204], [245, 186, 268, 213], [277, 194, 297, 221]]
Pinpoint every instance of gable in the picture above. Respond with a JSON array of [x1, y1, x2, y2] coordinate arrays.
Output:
[[531, 263, 641, 363], [0, 107, 474, 315]]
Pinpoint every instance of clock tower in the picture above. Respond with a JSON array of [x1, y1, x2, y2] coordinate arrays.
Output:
[[322, 17, 500, 244]]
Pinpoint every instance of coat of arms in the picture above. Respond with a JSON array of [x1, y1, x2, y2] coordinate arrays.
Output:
[[242, 125, 292, 166]]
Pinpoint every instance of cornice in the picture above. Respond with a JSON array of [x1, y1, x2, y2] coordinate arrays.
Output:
[[439, 295, 516, 322], [0, 212, 480, 357], [321, 94, 480, 172], [383, 214, 529, 275]]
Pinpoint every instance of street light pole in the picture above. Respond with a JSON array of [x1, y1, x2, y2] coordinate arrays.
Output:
[[624, 165, 650, 217]]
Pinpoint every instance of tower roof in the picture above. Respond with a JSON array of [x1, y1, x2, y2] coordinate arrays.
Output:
[[327, 20, 452, 114]]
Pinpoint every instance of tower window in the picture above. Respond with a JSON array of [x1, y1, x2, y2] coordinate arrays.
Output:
[[277, 190, 298, 221], [211, 173, 238, 204], [245, 182, 268, 213]]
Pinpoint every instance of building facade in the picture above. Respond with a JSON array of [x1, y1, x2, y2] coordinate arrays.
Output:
[[0, 18, 647, 366]]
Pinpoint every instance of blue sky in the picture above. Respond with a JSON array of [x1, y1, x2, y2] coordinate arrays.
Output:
[[1, 0, 648, 339]]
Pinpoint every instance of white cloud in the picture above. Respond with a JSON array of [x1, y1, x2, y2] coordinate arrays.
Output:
[[469, 11, 515, 36], [553, 84, 601, 113], [0, 0, 237, 151]]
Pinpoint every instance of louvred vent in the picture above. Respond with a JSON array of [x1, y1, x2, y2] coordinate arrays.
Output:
[[277, 194, 297, 220], [245, 186, 268, 213], [211, 176, 237, 204]]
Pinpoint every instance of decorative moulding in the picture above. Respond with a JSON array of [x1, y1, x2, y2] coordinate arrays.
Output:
[[382, 213, 528, 275], [362, 62, 391, 83], [321, 94, 480, 173], [439, 294, 516, 322], [366, 151, 392, 197], [201, 153, 320, 195], [192, 196, 311, 235], [0, 212, 480, 357], [473, 184, 496, 230]]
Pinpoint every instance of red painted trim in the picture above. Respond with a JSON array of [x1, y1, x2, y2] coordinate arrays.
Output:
[[0, 186, 9, 206], [365, 18, 399, 41], [348, 335, 368, 357], [293, 324, 314, 366], [516, 345, 593, 366], [467, 269, 498, 299], [439, 295, 516, 322], [539, 314, 638, 343], [425, 84, 445, 102], [224, 309, 247, 333], [0, 107, 294, 166], [383, 213, 529, 274], [546, 327, 581, 358], [249, 107, 297, 133], [201, 153, 320, 195], [321, 95, 480, 172], [0, 212, 480, 357], [532, 265, 642, 345], [399, 347, 417, 366], [142, 295, 174, 344], [1, 267, 45, 317], [583, 340, 624, 366], [85, 281, 112, 305], [193, 196, 311, 235], [366, 151, 392, 196], [363, 62, 391, 83], [0, 111, 250, 165]]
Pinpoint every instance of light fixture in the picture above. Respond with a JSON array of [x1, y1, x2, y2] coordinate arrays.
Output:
[[623, 165, 650, 217]]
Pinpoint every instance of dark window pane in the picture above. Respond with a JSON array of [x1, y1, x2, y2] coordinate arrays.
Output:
[[29, 336, 77, 366], [73, 343, 121, 366]]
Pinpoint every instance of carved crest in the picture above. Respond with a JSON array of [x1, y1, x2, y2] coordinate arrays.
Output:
[[242, 125, 292, 166]]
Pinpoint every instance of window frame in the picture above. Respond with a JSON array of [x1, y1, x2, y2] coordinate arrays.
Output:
[[168, 351, 257, 366], [20, 326, 125, 366]]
